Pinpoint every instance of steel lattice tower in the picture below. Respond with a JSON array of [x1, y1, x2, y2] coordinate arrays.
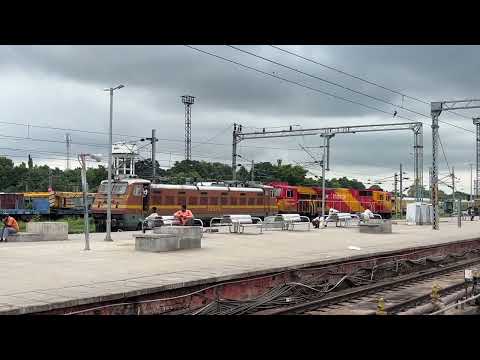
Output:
[[66, 133, 71, 170], [182, 95, 195, 161], [474, 118, 480, 198]]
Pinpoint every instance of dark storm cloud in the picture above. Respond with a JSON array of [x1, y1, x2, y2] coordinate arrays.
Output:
[[0, 45, 478, 191]]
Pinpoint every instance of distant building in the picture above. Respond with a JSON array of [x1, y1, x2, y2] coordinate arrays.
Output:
[[112, 142, 138, 178]]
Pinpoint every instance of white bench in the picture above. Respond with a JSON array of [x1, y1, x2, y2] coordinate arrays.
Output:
[[359, 213, 383, 224], [216, 215, 263, 234], [279, 214, 311, 231], [336, 213, 360, 227], [263, 215, 288, 231]]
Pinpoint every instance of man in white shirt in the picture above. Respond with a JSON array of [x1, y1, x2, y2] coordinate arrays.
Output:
[[323, 208, 339, 227], [143, 207, 160, 232], [362, 208, 374, 222]]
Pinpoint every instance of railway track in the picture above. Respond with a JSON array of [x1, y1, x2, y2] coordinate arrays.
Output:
[[253, 256, 480, 315]]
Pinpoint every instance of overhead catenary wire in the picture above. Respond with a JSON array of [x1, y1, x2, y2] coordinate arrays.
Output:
[[269, 45, 473, 124], [185, 45, 421, 124], [438, 134, 451, 175], [230, 45, 473, 134], [227, 45, 439, 123], [0, 121, 314, 152]]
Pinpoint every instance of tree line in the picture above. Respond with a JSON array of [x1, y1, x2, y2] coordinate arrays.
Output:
[[135, 159, 367, 189], [0, 156, 371, 193], [2, 156, 470, 202]]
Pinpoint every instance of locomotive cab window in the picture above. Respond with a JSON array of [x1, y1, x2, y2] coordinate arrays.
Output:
[[286, 190, 294, 198], [133, 185, 143, 197], [359, 191, 372, 197]]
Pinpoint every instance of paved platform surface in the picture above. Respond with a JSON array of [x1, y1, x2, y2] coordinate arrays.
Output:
[[1, 218, 479, 314]]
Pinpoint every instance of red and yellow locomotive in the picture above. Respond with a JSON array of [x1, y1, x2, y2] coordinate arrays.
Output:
[[270, 182, 392, 218]]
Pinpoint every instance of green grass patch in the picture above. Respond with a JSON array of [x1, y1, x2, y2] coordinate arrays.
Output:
[[18, 216, 97, 234]]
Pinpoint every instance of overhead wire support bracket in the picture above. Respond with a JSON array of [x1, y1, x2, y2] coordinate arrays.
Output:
[[430, 99, 480, 230], [233, 121, 423, 200]]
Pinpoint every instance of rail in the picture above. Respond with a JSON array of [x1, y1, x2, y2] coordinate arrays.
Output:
[[251, 254, 480, 315], [429, 293, 480, 315]]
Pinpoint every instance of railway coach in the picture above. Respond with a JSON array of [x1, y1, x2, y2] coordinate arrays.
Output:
[[92, 179, 278, 231]]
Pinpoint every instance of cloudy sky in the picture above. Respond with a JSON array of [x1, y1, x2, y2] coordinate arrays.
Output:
[[0, 45, 478, 193]]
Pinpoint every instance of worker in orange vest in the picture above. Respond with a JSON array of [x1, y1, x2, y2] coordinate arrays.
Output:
[[1, 214, 19, 242], [174, 204, 194, 226]]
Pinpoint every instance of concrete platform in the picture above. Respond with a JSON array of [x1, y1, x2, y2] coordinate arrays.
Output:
[[7, 233, 43, 242], [0, 218, 480, 314]]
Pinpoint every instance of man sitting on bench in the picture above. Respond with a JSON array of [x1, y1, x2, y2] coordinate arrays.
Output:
[[323, 208, 339, 227], [174, 204, 194, 226], [361, 208, 375, 222], [1, 214, 19, 242]]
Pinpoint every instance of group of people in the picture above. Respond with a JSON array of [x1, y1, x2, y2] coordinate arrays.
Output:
[[466, 207, 479, 221], [145, 204, 194, 226], [311, 208, 375, 228]]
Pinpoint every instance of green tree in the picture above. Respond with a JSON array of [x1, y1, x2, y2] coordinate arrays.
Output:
[[236, 166, 250, 182], [0, 157, 16, 191]]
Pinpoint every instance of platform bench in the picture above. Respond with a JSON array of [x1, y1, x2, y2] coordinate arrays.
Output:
[[216, 215, 263, 234], [279, 214, 311, 231], [263, 215, 288, 231], [359, 219, 392, 234], [26, 222, 68, 241], [135, 230, 202, 252]]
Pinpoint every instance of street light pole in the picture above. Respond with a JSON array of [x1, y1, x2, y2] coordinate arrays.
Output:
[[104, 84, 124, 242], [321, 135, 327, 218], [79, 153, 102, 251], [470, 163, 473, 203], [79, 154, 90, 250], [251, 160, 254, 182], [399, 164, 403, 216]]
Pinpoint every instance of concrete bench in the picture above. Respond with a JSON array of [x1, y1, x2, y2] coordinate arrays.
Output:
[[6, 233, 43, 242], [359, 219, 392, 234], [26, 222, 68, 241], [135, 226, 202, 252], [153, 226, 203, 247]]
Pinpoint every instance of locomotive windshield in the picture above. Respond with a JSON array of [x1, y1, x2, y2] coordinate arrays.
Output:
[[98, 183, 128, 195]]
